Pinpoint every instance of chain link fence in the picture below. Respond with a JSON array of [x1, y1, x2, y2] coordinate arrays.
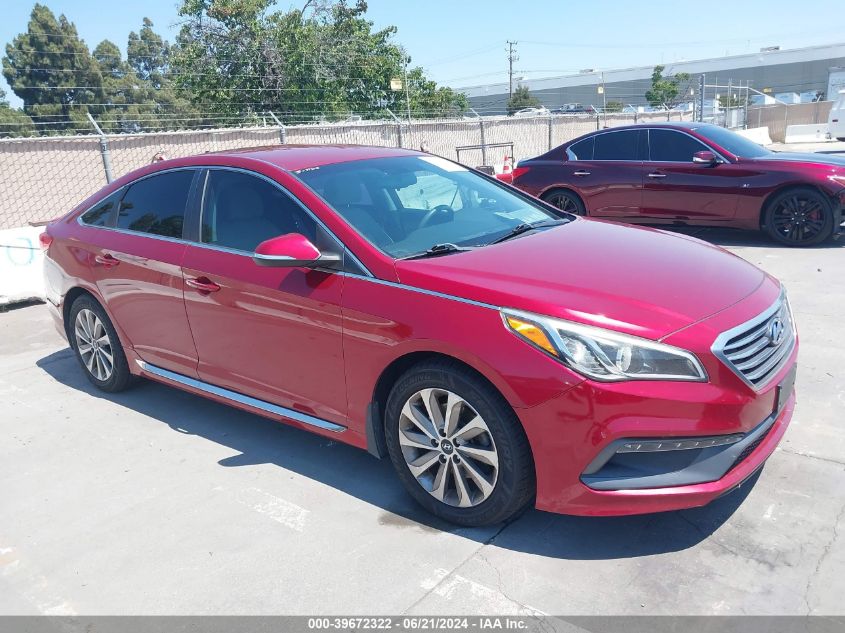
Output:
[[0, 110, 693, 230]]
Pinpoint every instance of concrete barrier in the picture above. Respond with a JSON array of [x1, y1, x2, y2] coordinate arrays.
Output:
[[734, 127, 773, 146], [0, 226, 46, 308], [784, 123, 831, 144]]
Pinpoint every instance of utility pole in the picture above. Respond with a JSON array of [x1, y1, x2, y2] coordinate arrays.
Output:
[[698, 74, 706, 123], [507, 41, 518, 102]]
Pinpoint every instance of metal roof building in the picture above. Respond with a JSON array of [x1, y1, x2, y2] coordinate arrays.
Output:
[[459, 43, 845, 114]]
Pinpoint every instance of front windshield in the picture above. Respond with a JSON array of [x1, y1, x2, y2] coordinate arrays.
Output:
[[692, 124, 772, 158], [293, 155, 563, 258]]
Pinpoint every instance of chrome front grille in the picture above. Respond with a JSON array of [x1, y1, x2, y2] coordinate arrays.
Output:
[[712, 293, 796, 390]]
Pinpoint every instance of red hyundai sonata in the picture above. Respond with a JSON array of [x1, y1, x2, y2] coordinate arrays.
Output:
[[511, 122, 845, 246], [41, 145, 798, 526]]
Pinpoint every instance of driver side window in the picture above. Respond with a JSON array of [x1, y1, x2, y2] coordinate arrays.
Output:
[[200, 169, 316, 252]]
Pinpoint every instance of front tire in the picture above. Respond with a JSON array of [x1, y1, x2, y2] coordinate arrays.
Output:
[[384, 360, 534, 526], [763, 187, 834, 246], [68, 294, 133, 392]]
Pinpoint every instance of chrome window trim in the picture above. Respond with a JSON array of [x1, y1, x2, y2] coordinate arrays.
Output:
[[76, 165, 199, 237], [198, 165, 373, 277], [565, 127, 730, 164], [75, 165, 373, 276], [711, 289, 796, 391], [136, 359, 346, 433], [645, 128, 730, 164]]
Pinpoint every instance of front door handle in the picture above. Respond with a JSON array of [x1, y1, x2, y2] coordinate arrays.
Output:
[[573, 170, 591, 176], [94, 253, 119, 267], [185, 277, 221, 293], [647, 172, 667, 179]]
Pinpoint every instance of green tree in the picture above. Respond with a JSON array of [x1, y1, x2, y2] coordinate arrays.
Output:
[[645, 65, 691, 108], [605, 100, 624, 113], [172, 0, 466, 121], [128, 18, 170, 88], [507, 84, 540, 115], [2, 4, 104, 132], [0, 86, 35, 137]]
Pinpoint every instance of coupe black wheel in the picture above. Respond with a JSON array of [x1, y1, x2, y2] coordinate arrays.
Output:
[[542, 189, 586, 216], [764, 188, 834, 246], [68, 294, 134, 392], [384, 360, 535, 526]]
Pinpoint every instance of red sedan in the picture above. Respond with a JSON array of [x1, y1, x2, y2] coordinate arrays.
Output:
[[512, 122, 845, 246], [41, 145, 797, 526]]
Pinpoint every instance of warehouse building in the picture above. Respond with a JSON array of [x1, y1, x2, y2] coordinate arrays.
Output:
[[459, 42, 845, 115]]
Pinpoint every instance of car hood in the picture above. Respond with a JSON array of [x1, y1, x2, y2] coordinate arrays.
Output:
[[394, 219, 768, 340], [752, 152, 845, 168]]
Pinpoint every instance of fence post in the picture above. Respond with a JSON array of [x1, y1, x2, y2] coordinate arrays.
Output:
[[87, 113, 114, 184], [268, 111, 286, 143], [479, 118, 488, 165], [547, 115, 553, 151]]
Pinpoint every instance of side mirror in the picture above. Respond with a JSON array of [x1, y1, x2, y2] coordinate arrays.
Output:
[[692, 150, 720, 165], [252, 233, 341, 269]]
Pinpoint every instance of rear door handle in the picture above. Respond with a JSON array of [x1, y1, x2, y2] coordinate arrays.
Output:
[[647, 172, 667, 179], [94, 253, 119, 267], [573, 170, 591, 176], [185, 277, 221, 293]]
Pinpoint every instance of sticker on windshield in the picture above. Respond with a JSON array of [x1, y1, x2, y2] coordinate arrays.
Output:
[[419, 156, 468, 172]]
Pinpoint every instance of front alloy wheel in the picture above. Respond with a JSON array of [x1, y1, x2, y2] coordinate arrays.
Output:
[[384, 360, 535, 526], [765, 188, 834, 246], [398, 388, 499, 508]]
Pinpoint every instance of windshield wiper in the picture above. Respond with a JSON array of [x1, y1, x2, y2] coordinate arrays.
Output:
[[489, 219, 569, 245], [401, 243, 474, 260]]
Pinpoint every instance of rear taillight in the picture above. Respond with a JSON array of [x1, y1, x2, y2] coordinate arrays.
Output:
[[511, 166, 531, 181], [38, 230, 53, 252]]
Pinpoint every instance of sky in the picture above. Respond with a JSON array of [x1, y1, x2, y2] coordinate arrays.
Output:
[[2, 0, 844, 109]]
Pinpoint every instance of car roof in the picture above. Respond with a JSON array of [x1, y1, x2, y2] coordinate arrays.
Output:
[[185, 144, 424, 172]]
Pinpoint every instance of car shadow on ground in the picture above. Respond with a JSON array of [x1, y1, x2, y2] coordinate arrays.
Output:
[[658, 225, 845, 249], [37, 348, 758, 561]]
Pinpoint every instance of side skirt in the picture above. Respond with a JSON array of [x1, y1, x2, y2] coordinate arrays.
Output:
[[135, 359, 346, 433]]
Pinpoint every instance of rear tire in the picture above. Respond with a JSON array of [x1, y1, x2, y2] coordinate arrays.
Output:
[[541, 189, 586, 216], [384, 360, 535, 526], [763, 187, 834, 247], [68, 294, 134, 392]]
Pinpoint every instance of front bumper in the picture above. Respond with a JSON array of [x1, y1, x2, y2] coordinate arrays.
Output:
[[517, 278, 798, 517], [521, 379, 795, 516]]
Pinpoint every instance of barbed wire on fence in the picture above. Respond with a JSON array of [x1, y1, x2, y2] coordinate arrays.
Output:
[[0, 109, 698, 231]]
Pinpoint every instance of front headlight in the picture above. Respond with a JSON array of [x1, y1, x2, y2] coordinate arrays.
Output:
[[503, 309, 707, 382]]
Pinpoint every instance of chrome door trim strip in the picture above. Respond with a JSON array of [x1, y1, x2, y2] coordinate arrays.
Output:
[[340, 272, 499, 310], [135, 360, 346, 433]]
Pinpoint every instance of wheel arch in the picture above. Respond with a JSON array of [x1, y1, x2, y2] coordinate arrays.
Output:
[[759, 183, 834, 229], [364, 350, 524, 460]]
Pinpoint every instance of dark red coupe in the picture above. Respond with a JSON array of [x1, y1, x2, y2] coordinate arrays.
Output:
[[511, 122, 845, 246]]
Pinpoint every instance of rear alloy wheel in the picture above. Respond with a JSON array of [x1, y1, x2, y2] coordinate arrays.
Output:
[[764, 188, 834, 246], [385, 360, 534, 526], [542, 189, 586, 215], [68, 295, 134, 392]]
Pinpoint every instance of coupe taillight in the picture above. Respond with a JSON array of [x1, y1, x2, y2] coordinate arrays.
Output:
[[511, 166, 531, 181]]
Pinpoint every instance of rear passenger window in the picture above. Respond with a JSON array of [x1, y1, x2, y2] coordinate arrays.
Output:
[[116, 170, 194, 238], [80, 190, 122, 227], [567, 137, 594, 160], [593, 130, 643, 161]]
